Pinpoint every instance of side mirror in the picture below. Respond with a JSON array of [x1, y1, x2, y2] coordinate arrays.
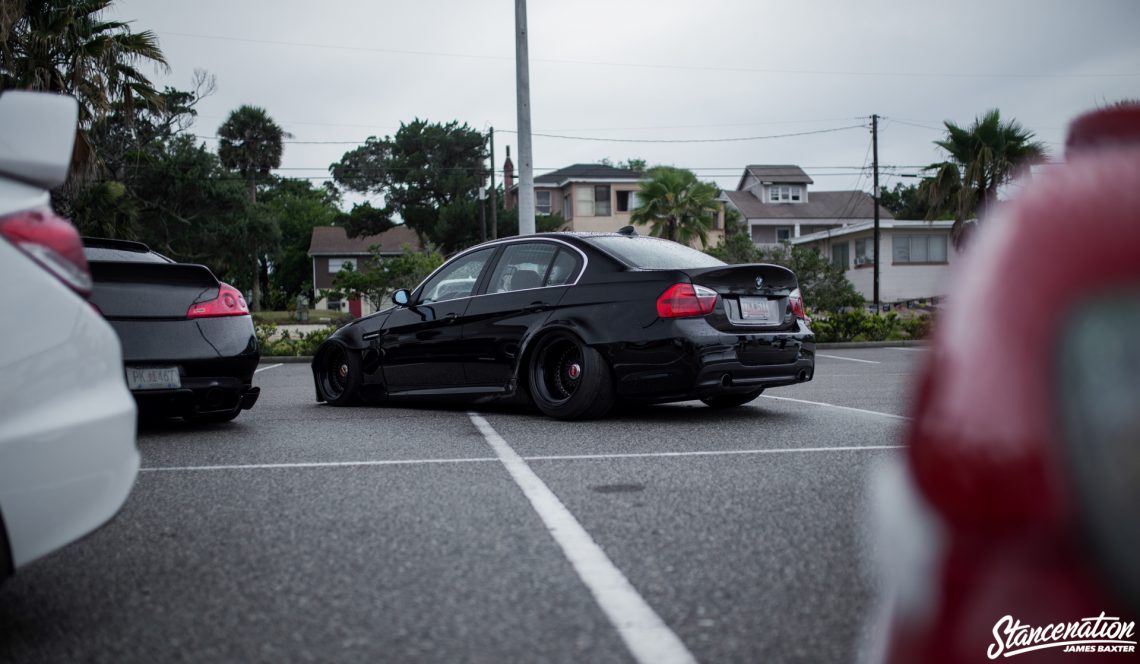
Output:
[[392, 289, 411, 306]]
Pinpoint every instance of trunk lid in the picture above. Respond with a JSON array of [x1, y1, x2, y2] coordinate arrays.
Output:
[[684, 263, 800, 331], [88, 261, 220, 319]]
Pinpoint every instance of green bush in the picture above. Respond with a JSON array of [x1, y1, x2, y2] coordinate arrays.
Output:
[[810, 310, 932, 343], [256, 322, 335, 356]]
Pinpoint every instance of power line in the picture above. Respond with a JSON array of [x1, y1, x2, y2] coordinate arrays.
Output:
[[158, 30, 1140, 79], [499, 125, 867, 143], [192, 124, 867, 146]]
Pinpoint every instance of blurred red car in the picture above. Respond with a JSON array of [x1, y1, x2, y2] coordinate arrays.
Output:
[[872, 105, 1140, 662]]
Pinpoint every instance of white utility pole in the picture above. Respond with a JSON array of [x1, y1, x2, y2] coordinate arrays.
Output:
[[514, 0, 535, 235]]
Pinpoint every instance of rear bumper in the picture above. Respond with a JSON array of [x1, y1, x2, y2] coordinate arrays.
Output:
[[603, 318, 815, 402], [107, 317, 261, 417], [131, 378, 260, 418]]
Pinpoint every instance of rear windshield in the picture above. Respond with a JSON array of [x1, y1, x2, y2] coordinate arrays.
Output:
[[84, 247, 171, 263], [586, 236, 726, 269]]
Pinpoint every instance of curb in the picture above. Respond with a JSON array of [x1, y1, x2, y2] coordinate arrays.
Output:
[[815, 340, 927, 349]]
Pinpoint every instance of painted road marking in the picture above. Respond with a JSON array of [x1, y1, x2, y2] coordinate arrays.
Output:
[[140, 458, 499, 472], [140, 444, 905, 472], [890, 347, 928, 352], [254, 363, 284, 373], [761, 394, 911, 420], [525, 445, 904, 462], [469, 413, 697, 664], [816, 353, 881, 364]]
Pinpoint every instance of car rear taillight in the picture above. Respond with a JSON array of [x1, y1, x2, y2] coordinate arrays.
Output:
[[789, 287, 807, 321], [187, 282, 249, 318], [0, 208, 92, 295], [657, 283, 719, 318]]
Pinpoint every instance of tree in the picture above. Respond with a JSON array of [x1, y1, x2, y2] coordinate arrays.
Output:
[[259, 178, 341, 307], [332, 245, 445, 310], [1, 0, 168, 125], [922, 109, 1046, 246], [217, 105, 290, 311], [877, 182, 940, 220], [631, 166, 720, 247], [330, 119, 488, 249]]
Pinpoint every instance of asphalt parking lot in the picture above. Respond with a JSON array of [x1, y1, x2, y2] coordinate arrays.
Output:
[[0, 347, 923, 663]]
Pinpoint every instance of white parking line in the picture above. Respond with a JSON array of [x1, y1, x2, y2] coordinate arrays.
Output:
[[254, 363, 284, 373], [760, 394, 911, 420], [890, 347, 928, 352], [140, 457, 499, 472], [526, 445, 904, 462], [138, 443, 905, 473], [469, 413, 697, 664], [816, 353, 880, 364]]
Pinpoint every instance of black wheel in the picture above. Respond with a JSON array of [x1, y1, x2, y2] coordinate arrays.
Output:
[[317, 343, 362, 406], [701, 389, 764, 409], [528, 332, 614, 420]]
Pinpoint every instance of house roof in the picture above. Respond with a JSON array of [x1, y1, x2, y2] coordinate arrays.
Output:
[[533, 163, 643, 187], [737, 165, 814, 189], [723, 189, 894, 221], [307, 224, 422, 257], [790, 219, 955, 244]]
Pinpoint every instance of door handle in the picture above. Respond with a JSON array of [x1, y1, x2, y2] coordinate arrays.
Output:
[[442, 312, 458, 323], [525, 302, 550, 313]]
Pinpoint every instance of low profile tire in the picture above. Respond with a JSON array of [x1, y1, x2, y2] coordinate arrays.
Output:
[[528, 332, 614, 420], [701, 389, 764, 409], [317, 343, 362, 406]]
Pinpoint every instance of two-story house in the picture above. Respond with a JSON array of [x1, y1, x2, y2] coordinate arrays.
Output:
[[307, 224, 422, 318], [721, 165, 892, 247], [504, 154, 724, 247]]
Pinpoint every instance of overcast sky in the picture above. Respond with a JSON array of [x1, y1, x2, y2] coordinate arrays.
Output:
[[110, 0, 1140, 207]]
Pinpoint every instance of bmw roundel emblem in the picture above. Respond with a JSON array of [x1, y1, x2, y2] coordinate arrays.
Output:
[[755, 276, 764, 287]]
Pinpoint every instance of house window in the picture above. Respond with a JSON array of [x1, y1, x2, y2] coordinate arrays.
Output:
[[831, 242, 850, 270], [892, 234, 949, 264], [575, 186, 594, 216], [535, 190, 552, 215], [769, 185, 802, 203], [328, 258, 356, 273], [564, 193, 572, 219], [594, 185, 611, 216], [854, 238, 874, 266], [775, 227, 793, 242], [616, 190, 640, 212]]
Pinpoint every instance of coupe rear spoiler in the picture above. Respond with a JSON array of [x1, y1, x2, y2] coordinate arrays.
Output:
[[88, 261, 221, 319]]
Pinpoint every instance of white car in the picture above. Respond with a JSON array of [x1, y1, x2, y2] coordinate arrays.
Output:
[[0, 91, 139, 580]]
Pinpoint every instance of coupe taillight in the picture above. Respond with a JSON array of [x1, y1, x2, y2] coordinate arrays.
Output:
[[789, 288, 807, 321], [0, 208, 92, 295], [187, 283, 249, 318], [657, 283, 719, 318]]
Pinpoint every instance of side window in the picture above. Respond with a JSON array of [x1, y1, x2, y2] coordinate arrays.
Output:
[[487, 243, 559, 294], [418, 248, 495, 304], [545, 248, 583, 286]]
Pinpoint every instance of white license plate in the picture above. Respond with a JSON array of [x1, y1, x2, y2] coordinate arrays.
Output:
[[126, 366, 181, 390], [740, 297, 775, 321]]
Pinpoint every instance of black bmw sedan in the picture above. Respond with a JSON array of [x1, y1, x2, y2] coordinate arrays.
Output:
[[83, 238, 261, 423], [312, 229, 814, 420]]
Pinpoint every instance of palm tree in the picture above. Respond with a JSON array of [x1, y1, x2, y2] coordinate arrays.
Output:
[[1, 0, 168, 124], [217, 105, 289, 311], [630, 166, 720, 247], [923, 109, 1046, 245]]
